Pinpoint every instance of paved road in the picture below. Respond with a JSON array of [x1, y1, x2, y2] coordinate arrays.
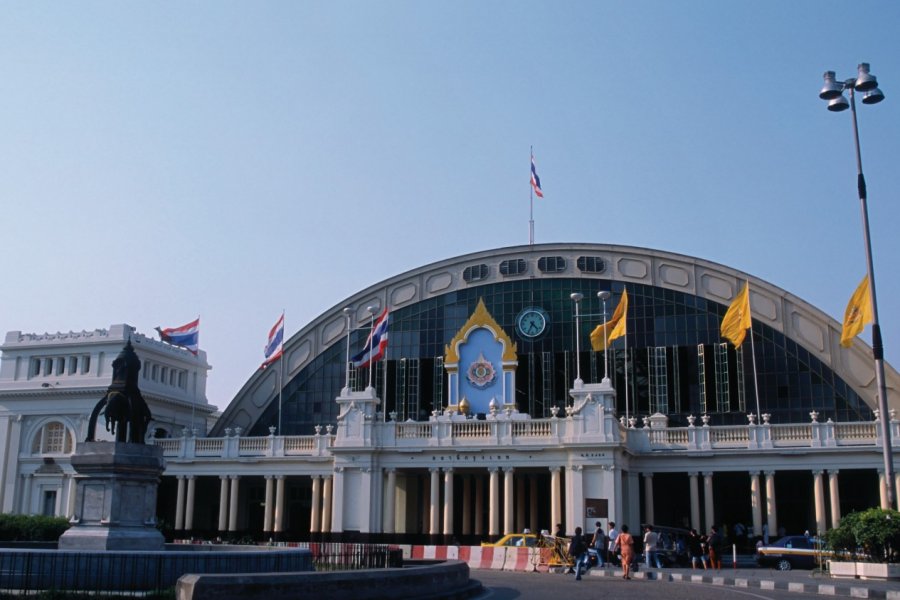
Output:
[[470, 566, 900, 600]]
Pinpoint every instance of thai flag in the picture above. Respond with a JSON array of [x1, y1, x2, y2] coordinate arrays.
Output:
[[352, 309, 390, 368], [530, 153, 544, 198], [261, 313, 284, 369], [156, 318, 199, 355]]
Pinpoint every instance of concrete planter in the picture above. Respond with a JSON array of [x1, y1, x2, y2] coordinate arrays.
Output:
[[828, 560, 900, 581]]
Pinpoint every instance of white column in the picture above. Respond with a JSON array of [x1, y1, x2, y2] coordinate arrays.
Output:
[[643, 473, 655, 526], [384, 469, 397, 534], [175, 476, 186, 531], [443, 468, 454, 535], [461, 475, 472, 536], [20, 474, 33, 514], [749, 471, 762, 539], [703, 472, 714, 532], [310, 475, 322, 533], [184, 476, 196, 531], [813, 470, 826, 535], [429, 468, 440, 535], [474, 474, 484, 536], [274, 476, 285, 534], [330, 469, 344, 533], [503, 468, 515, 535], [689, 472, 701, 531], [515, 474, 525, 533], [218, 476, 229, 531], [228, 475, 240, 532], [488, 467, 500, 536], [828, 471, 841, 529], [529, 475, 538, 532], [550, 467, 562, 534], [895, 473, 900, 512], [263, 475, 275, 533], [322, 475, 334, 532], [765, 471, 777, 537], [879, 471, 888, 509]]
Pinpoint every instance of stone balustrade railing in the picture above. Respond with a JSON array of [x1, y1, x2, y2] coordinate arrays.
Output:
[[151, 415, 898, 460]]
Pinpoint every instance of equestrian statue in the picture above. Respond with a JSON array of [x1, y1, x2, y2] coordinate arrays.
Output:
[[86, 339, 153, 444]]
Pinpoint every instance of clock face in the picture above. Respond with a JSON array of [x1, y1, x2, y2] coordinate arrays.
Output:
[[516, 308, 548, 339]]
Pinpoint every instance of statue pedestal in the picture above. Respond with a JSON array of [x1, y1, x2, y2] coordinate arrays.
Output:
[[59, 442, 166, 550]]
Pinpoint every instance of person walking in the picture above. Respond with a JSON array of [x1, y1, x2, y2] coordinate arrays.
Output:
[[590, 521, 606, 567], [606, 521, 619, 566], [569, 527, 588, 581], [614, 525, 635, 580], [687, 528, 705, 569], [643, 525, 662, 568], [707, 526, 723, 570]]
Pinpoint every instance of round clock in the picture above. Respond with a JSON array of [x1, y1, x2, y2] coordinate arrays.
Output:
[[516, 307, 549, 339]]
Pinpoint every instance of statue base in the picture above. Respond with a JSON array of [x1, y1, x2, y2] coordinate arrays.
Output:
[[58, 442, 166, 551]]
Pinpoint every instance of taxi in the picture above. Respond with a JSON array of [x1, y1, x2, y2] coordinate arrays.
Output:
[[481, 532, 542, 547]]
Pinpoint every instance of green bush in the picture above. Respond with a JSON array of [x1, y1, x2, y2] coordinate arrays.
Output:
[[824, 508, 900, 563], [0, 514, 70, 541]]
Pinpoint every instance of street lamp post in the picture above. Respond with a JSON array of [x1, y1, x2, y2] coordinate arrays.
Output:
[[819, 62, 894, 509], [597, 291, 611, 382], [570, 293, 584, 384]]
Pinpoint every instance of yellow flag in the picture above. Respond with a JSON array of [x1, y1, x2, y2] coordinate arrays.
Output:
[[721, 282, 752, 347], [840, 276, 873, 348], [590, 290, 628, 350]]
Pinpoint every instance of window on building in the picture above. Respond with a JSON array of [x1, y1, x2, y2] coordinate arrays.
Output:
[[499, 259, 527, 276], [31, 422, 74, 455], [68, 356, 78, 375], [462, 264, 489, 283], [30, 359, 41, 378], [537, 256, 566, 273], [82, 355, 90, 374], [576, 256, 606, 273], [42, 490, 57, 517]]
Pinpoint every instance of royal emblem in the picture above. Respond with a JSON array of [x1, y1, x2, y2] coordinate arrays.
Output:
[[466, 352, 496, 388]]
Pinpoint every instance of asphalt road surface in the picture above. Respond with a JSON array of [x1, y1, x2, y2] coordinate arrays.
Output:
[[471, 570, 824, 600]]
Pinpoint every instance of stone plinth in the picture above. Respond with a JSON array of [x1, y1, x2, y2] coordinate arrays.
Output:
[[58, 441, 165, 550]]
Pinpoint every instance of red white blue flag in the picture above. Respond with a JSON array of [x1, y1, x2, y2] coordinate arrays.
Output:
[[261, 313, 284, 369], [352, 309, 390, 368], [530, 153, 544, 198], [156, 318, 199, 355]]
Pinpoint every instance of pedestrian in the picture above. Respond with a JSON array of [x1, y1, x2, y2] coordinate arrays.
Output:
[[688, 528, 705, 569], [614, 525, 635, 580], [606, 521, 619, 566], [707, 526, 723, 570], [590, 521, 606, 567], [569, 526, 588, 580], [643, 525, 662, 568], [554, 523, 565, 538], [733, 521, 747, 551]]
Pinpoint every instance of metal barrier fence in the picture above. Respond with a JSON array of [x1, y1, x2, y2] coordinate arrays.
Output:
[[291, 542, 403, 571]]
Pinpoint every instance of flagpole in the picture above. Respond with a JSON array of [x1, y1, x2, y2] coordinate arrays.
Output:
[[746, 283, 762, 422], [625, 329, 630, 424], [529, 147, 535, 246], [366, 306, 377, 389], [278, 311, 285, 435]]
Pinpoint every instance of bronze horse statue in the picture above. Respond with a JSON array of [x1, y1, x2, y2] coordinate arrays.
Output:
[[86, 340, 152, 444]]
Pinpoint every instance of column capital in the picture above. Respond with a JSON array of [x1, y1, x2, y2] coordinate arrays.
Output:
[[310, 474, 322, 481], [187, 475, 196, 481], [702, 471, 713, 478], [828, 469, 840, 476], [812, 469, 825, 476], [503, 466, 515, 474], [548, 466, 561, 474], [643, 472, 654, 479], [276, 474, 285, 480], [764, 470, 776, 477], [570, 465, 583, 472], [488, 467, 501, 474], [229, 474, 241, 480], [443, 467, 454, 474], [748, 471, 761, 477], [429, 467, 441, 474], [385, 467, 397, 474], [688, 471, 699, 477], [264, 475, 274, 480], [220, 475, 229, 481]]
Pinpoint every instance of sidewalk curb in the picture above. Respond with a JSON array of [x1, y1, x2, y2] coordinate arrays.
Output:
[[585, 568, 900, 599]]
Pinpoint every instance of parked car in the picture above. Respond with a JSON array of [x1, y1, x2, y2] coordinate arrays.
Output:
[[755, 535, 830, 571], [640, 524, 692, 567]]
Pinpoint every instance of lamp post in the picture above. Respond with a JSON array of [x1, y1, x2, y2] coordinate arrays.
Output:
[[819, 62, 894, 509], [570, 293, 584, 384], [597, 291, 611, 382]]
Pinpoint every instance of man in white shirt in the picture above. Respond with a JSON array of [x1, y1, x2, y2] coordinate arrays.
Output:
[[643, 525, 662, 568], [607, 521, 619, 566]]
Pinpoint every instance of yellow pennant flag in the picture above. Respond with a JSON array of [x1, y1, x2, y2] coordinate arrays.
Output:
[[721, 282, 752, 347], [840, 276, 873, 348], [590, 289, 628, 351]]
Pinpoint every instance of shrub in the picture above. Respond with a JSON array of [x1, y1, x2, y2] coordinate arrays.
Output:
[[0, 514, 70, 542], [824, 508, 900, 563]]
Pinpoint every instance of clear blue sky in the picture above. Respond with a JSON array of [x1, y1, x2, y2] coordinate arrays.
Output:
[[3, 1, 899, 410]]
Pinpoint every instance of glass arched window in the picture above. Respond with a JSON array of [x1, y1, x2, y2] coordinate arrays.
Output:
[[31, 422, 74, 455]]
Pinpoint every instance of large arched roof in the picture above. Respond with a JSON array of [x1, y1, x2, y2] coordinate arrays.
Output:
[[215, 243, 898, 432]]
